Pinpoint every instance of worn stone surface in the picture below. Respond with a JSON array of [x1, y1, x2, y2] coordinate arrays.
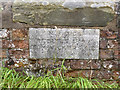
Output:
[[12, 0, 115, 26], [29, 28, 99, 59], [2, 2, 27, 29]]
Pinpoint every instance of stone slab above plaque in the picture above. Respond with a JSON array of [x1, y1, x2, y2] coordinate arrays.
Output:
[[13, 0, 115, 27], [29, 28, 100, 59]]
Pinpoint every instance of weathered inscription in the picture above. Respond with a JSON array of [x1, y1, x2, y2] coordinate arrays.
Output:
[[29, 28, 99, 59]]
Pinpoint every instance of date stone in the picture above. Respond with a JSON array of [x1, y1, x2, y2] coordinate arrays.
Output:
[[29, 28, 99, 59]]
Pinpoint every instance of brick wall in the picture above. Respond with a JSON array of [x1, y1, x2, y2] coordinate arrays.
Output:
[[1, 23, 119, 81], [0, 1, 119, 83]]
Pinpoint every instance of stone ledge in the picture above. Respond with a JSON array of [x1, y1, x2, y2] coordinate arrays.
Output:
[[12, 0, 115, 26]]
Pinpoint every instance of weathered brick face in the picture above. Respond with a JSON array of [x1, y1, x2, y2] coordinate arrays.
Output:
[[70, 60, 101, 70], [12, 29, 28, 40], [0, 1, 120, 83], [1, 26, 119, 80], [1, 29, 29, 70]]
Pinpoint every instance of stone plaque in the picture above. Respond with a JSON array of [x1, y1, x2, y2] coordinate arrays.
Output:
[[29, 28, 99, 59]]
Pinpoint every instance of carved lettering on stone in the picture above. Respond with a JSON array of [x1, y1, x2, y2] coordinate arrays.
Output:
[[29, 28, 99, 59]]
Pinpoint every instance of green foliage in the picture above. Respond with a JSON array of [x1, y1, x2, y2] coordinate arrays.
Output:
[[0, 66, 119, 88]]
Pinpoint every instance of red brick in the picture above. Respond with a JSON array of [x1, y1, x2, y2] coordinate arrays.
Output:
[[2, 40, 29, 49], [107, 35, 117, 39], [114, 55, 120, 59], [70, 60, 101, 70], [92, 70, 113, 80], [105, 19, 118, 32], [28, 59, 37, 64], [70, 60, 91, 69], [65, 70, 93, 78], [100, 40, 107, 49], [9, 50, 29, 59], [100, 30, 108, 38], [118, 61, 120, 70], [91, 60, 101, 69], [107, 40, 118, 49], [100, 30, 117, 39], [0, 49, 7, 58], [65, 70, 113, 79], [114, 50, 119, 56], [103, 60, 118, 70], [36, 59, 55, 66], [114, 50, 120, 59], [100, 50, 113, 59], [12, 40, 29, 49], [12, 29, 28, 40], [64, 60, 71, 67], [2, 40, 12, 49], [112, 71, 120, 80], [5, 60, 28, 69], [118, 45, 120, 49]]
